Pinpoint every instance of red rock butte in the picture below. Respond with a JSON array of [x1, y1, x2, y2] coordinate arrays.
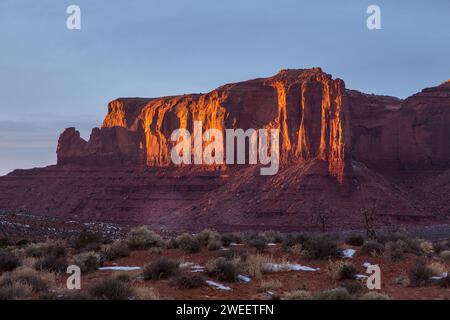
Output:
[[0, 68, 449, 231]]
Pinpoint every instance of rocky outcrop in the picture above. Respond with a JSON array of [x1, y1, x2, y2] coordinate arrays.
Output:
[[58, 68, 353, 185], [350, 81, 450, 170]]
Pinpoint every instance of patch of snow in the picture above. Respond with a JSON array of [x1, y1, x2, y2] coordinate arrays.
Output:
[[230, 243, 243, 246], [430, 272, 448, 280], [342, 249, 356, 259], [220, 247, 230, 251], [206, 280, 232, 291], [191, 266, 205, 273], [363, 262, 375, 268], [264, 263, 319, 272], [267, 243, 277, 246], [237, 274, 251, 283], [98, 266, 142, 271], [355, 274, 368, 279]]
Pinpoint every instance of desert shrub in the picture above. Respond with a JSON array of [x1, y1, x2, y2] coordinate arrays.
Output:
[[206, 257, 239, 282], [438, 274, 450, 288], [282, 233, 309, 249], [133, 286, 160, 300], [408, 259, 434, 287], [439, 250, 450, 261], [393, 275, 410, 286], [346, 235, 365, 247], [72, 230, 103, 251], [433, 241, 449, 254], [260, 231, 283, 244], [196, 229, 220, 246], [0, 267, 54, 293], [385, 241, 405, 261], [70, 251, 101, 273], [126, 227, 163, 250], [221, 233, 243, 246], [207, 239, 222, 251], [34, 256, 67, 273], [176, 233, 202, 253], [101, 241, 130, 261], [248, 237, 267, 252], [283, 290, 312, 300], [0, 283, 32, 300], [303, 237, 341, 260], [418, 240, 434, 255], [260, 279, 282, 291], [25, 241, 66, 259], [360, 292, 390, 300], [0, 251, 21, 272], [143, 258, 178, 280], [221, 248, 248, 261], [427, 262, 446, 277], [313, 287, 353, 300], [241, 254, 271, 279], [0, 238, 9, 248], [339, 280, 364, 295], [171, 273, 205, 290], [16, 239, 29, 247], [89, 277, 134, 300], [361, 241, 384, 257], [328, 261, 357, 281]]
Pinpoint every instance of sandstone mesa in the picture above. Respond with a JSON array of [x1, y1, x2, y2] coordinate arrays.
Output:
[[1, 68, 449, 231]]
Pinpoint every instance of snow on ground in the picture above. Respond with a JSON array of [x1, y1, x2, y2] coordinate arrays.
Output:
[[206, 280, 232, 291], [342, 248, 356, 259], [237, 274, 251, 283], [264, 263, 319, 272], [98, 266, 142, 271]]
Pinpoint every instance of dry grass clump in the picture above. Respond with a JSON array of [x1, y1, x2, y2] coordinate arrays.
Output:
[[101, 241, 130, 261], [0, 267, 55, 294], [89, 277, 134, 300], [220, 232, 243, 246], [327, 260, 358, 281], [143, 258, 179, 280], [346, 235, 365, 247], [259, 231, 283, 244], [240, 254, 275, 279], [34, 255, 67, 273], [439, 250, 450, 261], [0, 251, 21, 272], [260, 279, 282, 291], [313, 287, 353, 300], [302, 237, 341, 260], [0, 282, 32, 300], [282, 290, 312, 300], [360, 292, 390, 300], [69, 251, 101, 273], [206, 257, 240, 282], [171, 273, 205, 290], [175, 233, 202, 253], [206, 239, 222, 251], [132, 286, 160, 300], [72, 230, 103, 251], [25, 240, 66, 259], [408, 259, 435, 287], [196, 229, 221, 246], [126, 227, 163, 250], [361, 241, 384, 257]]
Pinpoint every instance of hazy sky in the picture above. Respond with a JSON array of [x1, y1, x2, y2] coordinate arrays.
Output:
[[0, 0, 449, 175]]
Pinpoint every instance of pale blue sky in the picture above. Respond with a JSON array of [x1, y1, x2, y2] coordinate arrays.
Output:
[[0, 0, 449, 175]]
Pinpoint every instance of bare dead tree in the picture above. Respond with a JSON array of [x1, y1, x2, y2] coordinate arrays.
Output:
[[360, 197, 378, 239], [311, 199, 331, 233]]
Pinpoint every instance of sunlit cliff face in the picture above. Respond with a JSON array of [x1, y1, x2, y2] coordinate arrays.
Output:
[[93, 68, 352, 184]]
